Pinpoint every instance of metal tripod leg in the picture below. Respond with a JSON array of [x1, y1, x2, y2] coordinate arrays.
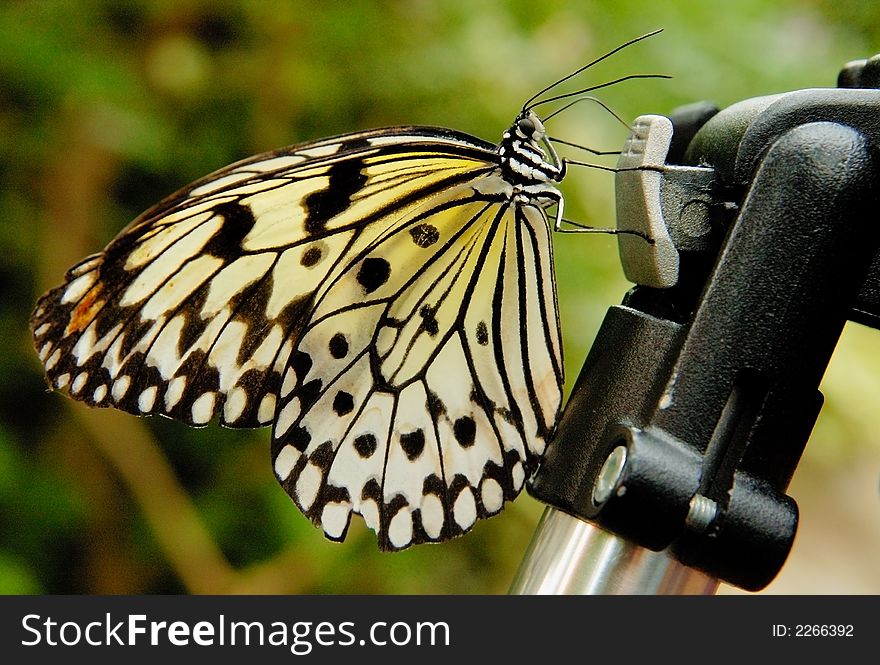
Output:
[[509, 507, 718, 594]]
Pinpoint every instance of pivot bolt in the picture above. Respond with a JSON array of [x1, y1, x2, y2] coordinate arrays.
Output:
[[592, 445, 628, 505]]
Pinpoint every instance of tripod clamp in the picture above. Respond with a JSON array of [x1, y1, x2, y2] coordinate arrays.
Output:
[[522, 55, 880, 592]]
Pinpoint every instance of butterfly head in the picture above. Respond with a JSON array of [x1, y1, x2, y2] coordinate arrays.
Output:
[[499, 110, 563, 186]]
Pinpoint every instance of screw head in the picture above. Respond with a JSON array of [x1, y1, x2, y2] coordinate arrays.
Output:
[[686, 494, 718, 532], [592, 445, 627, 505]]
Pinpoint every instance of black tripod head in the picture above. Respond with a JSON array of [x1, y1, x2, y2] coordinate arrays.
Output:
[[528, 54, 880, 591]]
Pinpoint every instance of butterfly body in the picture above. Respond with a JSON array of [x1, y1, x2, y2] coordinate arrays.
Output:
[[32, 109, 565, 550]]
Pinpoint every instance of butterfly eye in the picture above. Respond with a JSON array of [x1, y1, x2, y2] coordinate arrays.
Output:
[[517, 117, 536, 136]]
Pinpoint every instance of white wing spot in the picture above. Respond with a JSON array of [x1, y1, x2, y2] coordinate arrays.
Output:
[[33, 323, 50, 338], [164, 375, 187, 409], [71, 324, 99, 365], [112, 375, 131, 401], [70, 256, 101, 277], [274, 397, 301, 438], [45, 349, 61, 371], [55, 373, 70, 390], [297, 143, 342, 158], [188, 172, 253, 197], [138, 386, 158, 412], [281, 368, 295, 397], [273, 444, 300, 481], [511, 461, 525, 491], [71, 372, 88, 394], [420, 494, 445, 539], [453, 487, 477, 530], [296, 462, 323, 511], [240, 154, 306, 172], [93, 384, 107, 403], [321, 501, 352, 539], [223, 387, 247, 423], [367, 134, 439, 146], [258, 393, 276, 424], [480, 478, 503, 514], [388, 510, 414, 549], [38, 342, 53, 362], [360, 499, 380, 532], [38, 341, 52, 361], [60, 271, 96, 304], [191, 391, 216, 425]]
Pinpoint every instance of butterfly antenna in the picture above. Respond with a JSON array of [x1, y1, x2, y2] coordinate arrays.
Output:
[[528, 73, 672, 112], [544, 96, 636, 155], [542, 95, 632, 128], [521, 28, 664, 111]]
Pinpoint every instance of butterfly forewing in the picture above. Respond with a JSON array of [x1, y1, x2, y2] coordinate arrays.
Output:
[[31, 122, 564, 550], [32, 128, 495, 425]]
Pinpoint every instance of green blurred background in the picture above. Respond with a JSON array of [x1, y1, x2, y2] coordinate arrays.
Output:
[[2, 0, 879, 594]]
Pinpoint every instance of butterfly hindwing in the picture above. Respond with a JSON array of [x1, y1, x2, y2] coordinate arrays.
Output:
[[271, 179, 563, 549]]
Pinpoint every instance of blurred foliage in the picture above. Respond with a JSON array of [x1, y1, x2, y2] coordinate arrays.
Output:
[[2, 0, 879, 594]]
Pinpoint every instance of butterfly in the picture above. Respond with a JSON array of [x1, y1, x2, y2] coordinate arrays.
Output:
[[30, 33, 660, 551]]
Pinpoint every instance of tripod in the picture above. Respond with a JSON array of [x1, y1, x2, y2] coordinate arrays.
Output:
[[510, 53, 880, 594]]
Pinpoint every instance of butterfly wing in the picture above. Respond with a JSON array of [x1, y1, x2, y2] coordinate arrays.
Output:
[[272, 182, 563, 549], [31, 125, 563, 549], [31, 127, 498, 427]]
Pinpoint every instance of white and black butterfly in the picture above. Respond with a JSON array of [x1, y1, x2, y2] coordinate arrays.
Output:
[[30, 34, 659, 550]]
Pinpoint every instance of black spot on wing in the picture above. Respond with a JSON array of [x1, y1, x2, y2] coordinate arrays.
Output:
[[328, 332, 349, 359], [422, 474, 446, 498], [308, 440, 336, 471], [354, 433, 378, 458], [226, 273, 274, 365], [400, 429, 426, 460], [232, 367, 279, 418], [409, 223, 440, 248], [453, 415, 476, 448], [361, 477, 382, 501], [291, 350, 313, 380], [297, 378, 322, 410], [332, 390, 354, 416], [418, 305, 439, 337], [276, 292, 316, 339], [425, 389, 446, 418], [313, 479, 352, 531], [475, 321, 488, 346], [496, 405, 522, 429], [289, 425, 312, 452], [204, 201, 257, 259], [357, 257, 391, 294], [90, 296, 134, 340], [304, 159, 368, 235], [300, 246, 322, 267]]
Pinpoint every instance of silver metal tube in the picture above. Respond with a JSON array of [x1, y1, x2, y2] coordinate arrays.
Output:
[[509, 507, 719, 595]]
